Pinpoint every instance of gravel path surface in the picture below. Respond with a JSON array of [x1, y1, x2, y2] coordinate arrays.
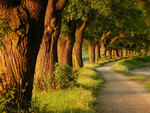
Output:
[[96, 61, 150, 113]]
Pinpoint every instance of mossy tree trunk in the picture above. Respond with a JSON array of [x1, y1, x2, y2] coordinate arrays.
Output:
[[35, 0, 67, 89], [87, 40, 95, 64], [0, 0, 47, 109]]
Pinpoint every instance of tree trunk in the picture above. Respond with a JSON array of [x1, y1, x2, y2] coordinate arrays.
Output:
[[87, 41, 95, 64], [100, 41, 106, 58], [123, 49, 127, 57], [141, 49, 144, 55], [134, 51, 136, 55], [72, 29, 83, 68], [127, 51, 131, 56], [72, 19, 87, 68], [113, 50, 118, 58], [95, 41, 100, 62], [119, 49, 123, 57], [108, 49, 112, 59], [57, 36, 72, 65], [34, 0, 67, 90], [57, 20, 76, 66], [0, 0, 46, 109], [131, 51, 133, 56]]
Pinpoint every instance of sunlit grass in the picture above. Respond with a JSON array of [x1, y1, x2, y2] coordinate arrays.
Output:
[[32, 64, 105, 113], [32, 88, 96, 113]]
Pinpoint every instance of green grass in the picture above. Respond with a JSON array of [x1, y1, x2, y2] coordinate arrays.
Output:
[[84, 57, 122, 68], [111, 55, 150, 91], [32, 65, 105, 113]]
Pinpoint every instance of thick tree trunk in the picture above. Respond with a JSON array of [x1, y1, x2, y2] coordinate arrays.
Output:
[[95, 41, 100, 62], [0, 0, 46, 109], [57, 36, 72, 65], [72, 29, 83, 68], [57, 20, 76, 66], [87, 41, 95, 64], [35, 0, 67, 89], [72, 19, 87, 68], [108, 49, 112, 59], [100, 41, 106, 58]]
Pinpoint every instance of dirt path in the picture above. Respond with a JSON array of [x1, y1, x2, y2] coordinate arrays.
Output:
[[96, 61, 150, 113]]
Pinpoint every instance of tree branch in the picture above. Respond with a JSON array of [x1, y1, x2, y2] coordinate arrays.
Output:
[[56, 0, 68, 10], [106, 36, 118, 47], [79, 13, 88, 31], [99, 31, 111, 46]]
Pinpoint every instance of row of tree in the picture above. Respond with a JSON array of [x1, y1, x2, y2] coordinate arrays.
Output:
[[0, 0, 150, 110]]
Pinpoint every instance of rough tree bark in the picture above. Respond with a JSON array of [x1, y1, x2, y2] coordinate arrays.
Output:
[[87, 40, 95, 64], [34, 0, 67, 89], [0, 0, 46, 109], [57, 36, 72, 65], [57, 20, 76, 66]]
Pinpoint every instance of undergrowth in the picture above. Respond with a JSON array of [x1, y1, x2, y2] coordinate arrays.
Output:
[[32, 63, 105, 113]]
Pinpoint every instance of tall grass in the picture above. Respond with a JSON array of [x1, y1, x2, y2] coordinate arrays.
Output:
[[111, 55, 150, 91], [32, 66, 105, 113]]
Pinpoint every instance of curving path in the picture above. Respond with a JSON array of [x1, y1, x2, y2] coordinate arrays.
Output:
[[96, 61, 150, 113]]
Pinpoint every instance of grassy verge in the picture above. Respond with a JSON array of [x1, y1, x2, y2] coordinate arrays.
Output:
[[84, 57, 123, 68], [32, 65, 105, 113], [110, 55, 150, 91], [31, 56, 128, 112]]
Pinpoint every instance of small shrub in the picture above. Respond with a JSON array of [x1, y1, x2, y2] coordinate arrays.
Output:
[[54, 63, 76, 90], [0, 88, 16, 112], [33, 74, 53, 93]]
